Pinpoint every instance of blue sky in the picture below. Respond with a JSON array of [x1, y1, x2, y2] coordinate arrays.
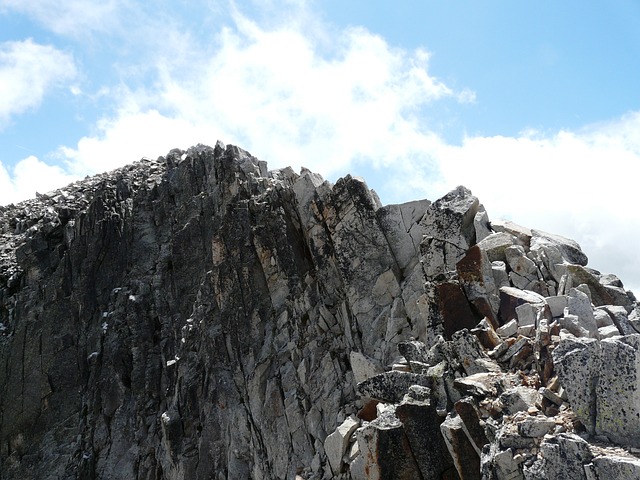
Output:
[[1, 0, 640, 292]]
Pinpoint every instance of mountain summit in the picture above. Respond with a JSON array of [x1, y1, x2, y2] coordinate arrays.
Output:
[[2, 143, 639, 479]]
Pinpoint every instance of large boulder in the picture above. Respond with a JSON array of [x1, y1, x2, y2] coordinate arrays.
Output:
[[420, 186, 480, 278]]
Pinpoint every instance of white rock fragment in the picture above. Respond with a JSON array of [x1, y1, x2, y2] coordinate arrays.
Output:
[[496, 319, 518, 338], [324, 416, 359, 475]]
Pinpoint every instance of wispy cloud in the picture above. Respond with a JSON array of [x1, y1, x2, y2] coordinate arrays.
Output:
[[0, 0, 126, 37], [0, 39, 76, 128]]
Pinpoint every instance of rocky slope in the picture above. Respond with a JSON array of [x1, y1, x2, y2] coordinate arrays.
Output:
[[1, 143, 639, 479]]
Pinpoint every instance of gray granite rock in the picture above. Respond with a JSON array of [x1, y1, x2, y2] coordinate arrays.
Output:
[[490, 219, 532, 249], [0, 144, 436, 479], [523, 434, 593, 480], [600, 305, 636, 335], [474, 206, 492, 243], [566, 287, 599, 338], [477, 231, 517, 263], [546, 295, 569, 318], [457, 244, 500, 326], [3, 142, 640, 480], [553, 336, 601, 433], [596, 335, 640, 447], [396, 397, 456, 480], [441, 411, 481, 480], [517, 417, 556, 438], [588, 455, 640, 479], [420, 186, 480, 278], [531, 229, 589, 267], [499, 287, 546, 324]]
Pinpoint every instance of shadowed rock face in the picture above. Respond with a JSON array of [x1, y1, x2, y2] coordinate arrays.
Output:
[[2, 143, 640, 480], [0, 143, 429, 479]]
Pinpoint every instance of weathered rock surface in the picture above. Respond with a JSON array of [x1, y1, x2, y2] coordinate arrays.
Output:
[[1, 142, 639, 479]]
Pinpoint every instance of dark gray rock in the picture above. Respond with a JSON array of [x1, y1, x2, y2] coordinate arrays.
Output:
[[440, 411, 481, 480], [355, 409, 423, 480], [453, 397, 490, 455], [0, 144, 432, 479], [357, 371, 432, 404], [396, 397, 456, 480]]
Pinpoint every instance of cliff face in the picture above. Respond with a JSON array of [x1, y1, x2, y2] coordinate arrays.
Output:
[[1, 143, 639, 480]]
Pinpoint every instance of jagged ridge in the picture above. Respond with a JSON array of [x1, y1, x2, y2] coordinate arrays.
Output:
[[1, 143, 639, 479]]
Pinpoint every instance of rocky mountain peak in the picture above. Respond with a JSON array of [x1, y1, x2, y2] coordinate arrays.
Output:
[[1, 143, 639, 479]]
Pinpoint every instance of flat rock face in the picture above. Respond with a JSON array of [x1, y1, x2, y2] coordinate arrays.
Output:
[[1, 142, 639, 480]]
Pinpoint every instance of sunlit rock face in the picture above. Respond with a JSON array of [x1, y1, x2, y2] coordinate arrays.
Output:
[[1, 142, 639, 479]]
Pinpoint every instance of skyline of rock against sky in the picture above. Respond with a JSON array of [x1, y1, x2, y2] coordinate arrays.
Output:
[[1, 0, 640, 291]]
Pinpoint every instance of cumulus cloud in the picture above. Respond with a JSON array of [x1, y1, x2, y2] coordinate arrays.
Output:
[[0, 39, 76, 128], [0, 156, 77, 205], [58, 11, 457, 180], [411, 113, 640, 292]]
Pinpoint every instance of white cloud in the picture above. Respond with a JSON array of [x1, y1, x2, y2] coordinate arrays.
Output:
[[0, 39, 77, 128], [59, 108, 214, 176], [0, 156, 77, 205], [405, 112, 640, 293], [0, 0, 125, 37], [58, 12, 458, 180]]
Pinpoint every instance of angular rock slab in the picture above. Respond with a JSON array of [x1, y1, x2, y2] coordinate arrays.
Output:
[[324, 416, 359, 475], [499, 286, 545, 325], [456, 244, 500, 327], [523, 433, 593, 480], [596, 334, 640, 447], [490, 219, 532, 249], [566, 287, 598, 339], [420, 186, 480, 278], [355, 410, 422, 480], [436, 282, 481, 339], [566, 264, 634, 311], [588, 455, 640, 479], [357, 371, 432, 404], [440, 411, 481, 480], [350, 351, 382, 386], [554, 334, 640, 447], [476, 231, 517, 263], [530, 229, 588, 267], [396, 398, 457, 480], [397, 340, 429, 364], [453, 398, 489, 456], [552, 336, 601, 433], [376, 199, 430, 275]]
